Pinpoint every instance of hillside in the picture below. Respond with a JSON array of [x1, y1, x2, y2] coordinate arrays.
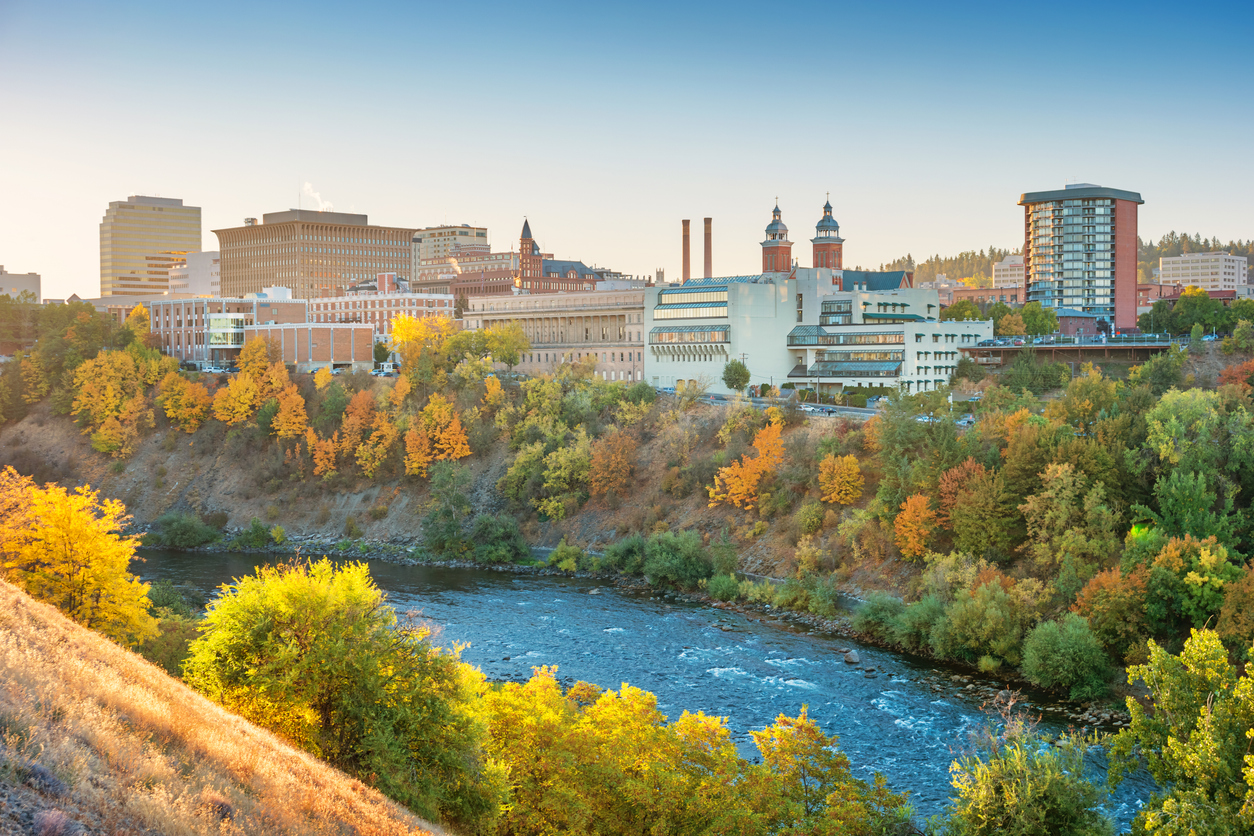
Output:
[[0, 577, 446, 836]]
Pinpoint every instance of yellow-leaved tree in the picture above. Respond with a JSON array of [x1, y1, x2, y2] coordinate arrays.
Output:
[[313, 366, 333, 391], [212, 371, 259, 425], [272, 384, 308, 439], [157, 371, 212, 433], [403, 425, 434, 478], [818, 453, 863, 505], [390, 314, 457, 390], [238, 336, 280, 379], [0, 468, 157, 646]]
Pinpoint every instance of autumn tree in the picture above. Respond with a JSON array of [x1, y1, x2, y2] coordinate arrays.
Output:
[[157, 371, 211, 433], [708, 420, 786, 510], [307, 429, 339, 479], [390, 314, 457, 391], [818, 453, 863, 505], [482, 375, 504, 410], [356, 413, 400, 478], [389, 373, 412, 408], [211, 371, 259, 425], [271, 384, 308, 439], [404, 424, 434, 478], [936, 457, 986, 528], [338, 388, 378, 458], [995, 313, 1026, 336], [435, 414, 471, 462], [0, 472, 158, 646], [238, 336, 280, 379], [894, 494, 936, 560], [485, 322, 530, 372], [1072, 566, 1150, 661], [1019, 463, 1121, 591], [589, 430, 638, 498], [313, 366, 333, 391]]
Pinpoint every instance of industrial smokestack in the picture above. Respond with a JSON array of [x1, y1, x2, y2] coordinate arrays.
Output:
[[704, 218, 712, 278], [682, 219, 691, 283]]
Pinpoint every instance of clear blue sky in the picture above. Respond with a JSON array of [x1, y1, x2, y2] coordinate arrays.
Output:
[[1, 0, 1251, 299]]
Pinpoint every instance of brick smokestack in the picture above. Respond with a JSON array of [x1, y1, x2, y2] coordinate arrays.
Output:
[[704, 218, 712, 278], [682, 219, 691, 283]]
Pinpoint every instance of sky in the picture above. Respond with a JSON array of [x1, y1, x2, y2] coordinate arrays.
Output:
[[1, 0, 1252, 300]]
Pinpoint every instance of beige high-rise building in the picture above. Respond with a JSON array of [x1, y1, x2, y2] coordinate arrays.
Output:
[[214, 210, 416, 299], [100, 195, 201, 297]]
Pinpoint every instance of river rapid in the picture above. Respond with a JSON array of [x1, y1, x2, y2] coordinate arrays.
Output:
[[136, 549, 1154, 827]]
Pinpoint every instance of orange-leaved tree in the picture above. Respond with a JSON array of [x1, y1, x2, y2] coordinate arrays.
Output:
[[589, 430, 638, 498], [157, 371, 212, 433], [338, 389, 378, 458], [238, 336, 280, 379], [818, 453, 863, 506], [389, 374, 412, 409], [355, 413, 400, 478], [708, 420, 785, 510], [404, 425, 434, 477], [894, 494, 936, 560], [435, 414, 471, 461]]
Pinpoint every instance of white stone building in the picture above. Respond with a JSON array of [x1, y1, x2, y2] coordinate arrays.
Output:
[[1158, 252, 1248, 292]]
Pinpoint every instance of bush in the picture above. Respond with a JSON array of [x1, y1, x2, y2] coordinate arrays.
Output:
[[200, 510, 228, 530], [315, 505, 331, 525], [265, 504, 280, 522], [773, 578, 810, 610], [642, 530, 712, 589], [707, 573, 740, 601], [230, 517, 271, 551], [794, 500, 824, 536], [739, 579, 777, 604], [469, 513, 530, 564], [1021, 614, 1111, 701], [946, 733, 1114, 836], [150, 511, 220, 549], [852, 592, 906, 641], [270, 525, 286, 545], [136, 615, 201, 677], [624, 381, 656, 405], [370, 504, 388, 520], [601, 532, 647, 575], [551, 539, 583, 572], [344, 516, 363, 539], [146, 579, 195, 618], [891, 595, 947, 654]]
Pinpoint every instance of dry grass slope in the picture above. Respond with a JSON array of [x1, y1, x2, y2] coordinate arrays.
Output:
[[0, 579, 447, 836]]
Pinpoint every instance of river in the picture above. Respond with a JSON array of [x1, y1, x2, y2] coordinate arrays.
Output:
[[136, 549, 1154, 827]]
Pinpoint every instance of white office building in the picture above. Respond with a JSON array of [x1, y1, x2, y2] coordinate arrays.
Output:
[[1158, 252, 1248, 292], [992, 255, 1025, 287], [644, 269, 992, 397], [168, 251, 221, 296]]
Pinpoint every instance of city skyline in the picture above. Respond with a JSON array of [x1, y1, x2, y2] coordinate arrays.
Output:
[[1, 0, 1251, 300]]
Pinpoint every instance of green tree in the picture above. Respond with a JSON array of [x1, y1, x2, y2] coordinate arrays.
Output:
[[424, 460, 472, 554], [722, 359, 750, 392], [941, 300, 982, 321], [486, 322, 531, 372], [183, 559, 504, 830], [1019, 301, 1058, 336], [1021, 614, 1111, 700], [372, 340, 391, 365]]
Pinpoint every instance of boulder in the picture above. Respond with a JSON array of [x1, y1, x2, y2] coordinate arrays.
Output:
[[843, 650, 861, 665]]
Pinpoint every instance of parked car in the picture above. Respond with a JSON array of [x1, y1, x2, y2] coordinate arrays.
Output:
[[977, 339, 996, 347], [956, 415, 976, 428], [1012, 338, 1025, 346]]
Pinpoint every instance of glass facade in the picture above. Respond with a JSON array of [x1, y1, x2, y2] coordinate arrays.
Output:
[[819, 299, 852, 325], [1025, 198, 1116, 318]]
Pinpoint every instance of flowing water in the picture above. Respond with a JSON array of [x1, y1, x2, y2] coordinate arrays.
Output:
[[137, 549, 1155, 827]]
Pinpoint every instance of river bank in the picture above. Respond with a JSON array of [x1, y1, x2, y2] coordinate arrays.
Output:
[[138, 529, 1132, 732]]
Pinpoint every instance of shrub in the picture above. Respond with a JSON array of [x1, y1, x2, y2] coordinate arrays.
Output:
[[642, 530, 712, 589], [469, 513, 530, 564], [551, 539, 583, 572], [200, 510, 228, 530], [146, 579, 196, 618], [601, 532, 647, 575], [1021, 613, 1111, 701], [370, 504, 388, 520], [707, 573, 739, 601], [315, 505, 331, 525], [932, 582, 1032, 666], [265, 504, 280, 522], [344, 516, 363, 539], [1072, 566, 1149, 661], [739, 579, 777, 604], [150, 511, 220, 549], [891, 595, 948, 654], [136, 615, 201, 677], [794, 500, 825, 536], [805, 574, 843, 618], [946, 733, 1114, 836], [852, 592, 905, 641], [270, 525, 286, 545], [230, 517, 271, 551]]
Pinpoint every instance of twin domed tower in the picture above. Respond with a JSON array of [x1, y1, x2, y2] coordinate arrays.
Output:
[[761, 200, 844, 274]]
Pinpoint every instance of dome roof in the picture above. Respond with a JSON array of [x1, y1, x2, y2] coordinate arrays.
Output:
[[765, 204, 788, 236], [815, 199, 840, 233]]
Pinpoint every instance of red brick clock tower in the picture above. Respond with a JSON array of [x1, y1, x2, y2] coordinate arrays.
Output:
[[761, 204, 793, 273], [519, 218, 542, 281]]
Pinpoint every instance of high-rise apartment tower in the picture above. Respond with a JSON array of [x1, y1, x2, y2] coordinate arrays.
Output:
[[1019, 183, 1142, 332], [99, 195, 201, 297]]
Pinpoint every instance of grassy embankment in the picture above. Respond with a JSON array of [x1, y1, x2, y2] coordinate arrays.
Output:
[[0, 578, 446, 836]]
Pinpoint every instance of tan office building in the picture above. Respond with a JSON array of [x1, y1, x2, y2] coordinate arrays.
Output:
[[463, 289, 646, 382], [100, 195, 201, 297], [214, 210, 417, 300]]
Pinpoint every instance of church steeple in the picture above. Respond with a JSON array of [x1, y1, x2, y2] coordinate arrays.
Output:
[[519, 217, 541, 280], [811, 196, 844, 272], [761, 202, 793, 274]]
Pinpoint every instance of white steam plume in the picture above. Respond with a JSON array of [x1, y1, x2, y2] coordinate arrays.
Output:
[[302, 182, 333, 212]]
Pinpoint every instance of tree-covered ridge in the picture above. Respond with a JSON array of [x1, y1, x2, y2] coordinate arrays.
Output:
[[1139, 230, 1254, 281], [876, 246, 1019, 285]]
